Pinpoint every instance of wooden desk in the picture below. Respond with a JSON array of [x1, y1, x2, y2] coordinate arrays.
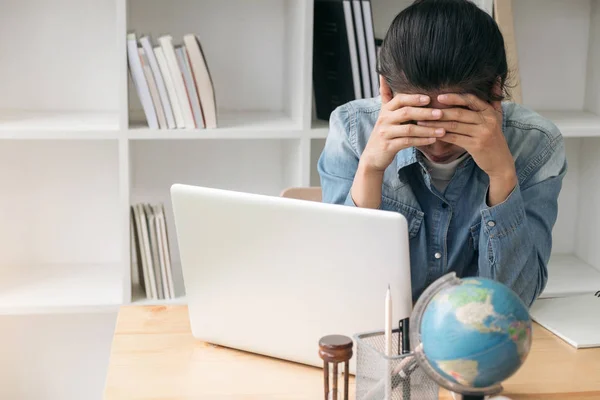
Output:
[[104, 306, 600, 400]]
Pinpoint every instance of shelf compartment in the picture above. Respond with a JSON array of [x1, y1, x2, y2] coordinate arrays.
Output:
[[514, 0, 599, 114], [130, 139, 304, 265], [0, 140, 123, 308], [0, 0, 120, 132], [0, 264, 123, 314], [126, 0, 310, 130]]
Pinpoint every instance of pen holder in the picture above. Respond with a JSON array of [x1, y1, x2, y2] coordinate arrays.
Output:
[[354, 329, 439, 400]]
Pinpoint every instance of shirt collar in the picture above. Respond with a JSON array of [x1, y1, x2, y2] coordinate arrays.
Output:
[[395, 147, 419, 171]]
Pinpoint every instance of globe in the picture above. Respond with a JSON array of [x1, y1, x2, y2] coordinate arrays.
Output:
[[409, 273, 532, 397]]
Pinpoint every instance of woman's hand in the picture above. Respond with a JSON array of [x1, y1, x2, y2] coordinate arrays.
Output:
[[417, 93, 517, 206], [359, 78, 446, 173], [350, 78, 445, 208]]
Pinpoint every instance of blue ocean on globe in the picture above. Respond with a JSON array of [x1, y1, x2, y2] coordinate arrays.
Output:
[[420, 277, 532, 389]]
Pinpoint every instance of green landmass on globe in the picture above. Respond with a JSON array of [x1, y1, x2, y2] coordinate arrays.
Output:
[[419, 276, 532, 390]]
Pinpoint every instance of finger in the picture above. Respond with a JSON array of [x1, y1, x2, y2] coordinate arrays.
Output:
[[380, 76, 393, 104], [381, 123, 445, 139], [435, 107, 481, 124], [437, 133, 476, 148], [388, 106, 443, 123], [417, 120, 480, 136], [389, 137, 437, 151], [437, 93, 489, 112], [384, 93, 431, 111]]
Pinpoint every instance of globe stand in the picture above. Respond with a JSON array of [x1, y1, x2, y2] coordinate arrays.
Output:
[[409, 273, 506, 399]]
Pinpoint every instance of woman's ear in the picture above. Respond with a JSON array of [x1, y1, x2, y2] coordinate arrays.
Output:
[[491, 78, 503, 112], [379, 76, 393, 104]]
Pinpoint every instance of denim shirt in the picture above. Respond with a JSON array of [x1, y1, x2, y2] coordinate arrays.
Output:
[[317, 97, 567, 307]]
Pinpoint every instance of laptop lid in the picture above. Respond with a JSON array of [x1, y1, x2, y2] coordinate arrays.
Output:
[[170, 184, 413, 369]]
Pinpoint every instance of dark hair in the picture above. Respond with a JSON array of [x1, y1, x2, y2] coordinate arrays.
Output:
[[377, 0, 511, 103]]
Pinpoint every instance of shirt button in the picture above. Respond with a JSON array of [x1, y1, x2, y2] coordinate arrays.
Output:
[[434, 252, 442, 259], [487, 221, 496, 227]]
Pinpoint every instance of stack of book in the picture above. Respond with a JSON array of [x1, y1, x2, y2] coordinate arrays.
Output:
[[312, 0, 522, 121], [127, 32, 217, 130], [313, 0, 378, 121], [130, 203, 176, 300]]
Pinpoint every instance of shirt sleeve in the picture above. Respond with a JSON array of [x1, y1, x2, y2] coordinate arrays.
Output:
[[476, 136, 567, 307], [317, 105, 360, 207]]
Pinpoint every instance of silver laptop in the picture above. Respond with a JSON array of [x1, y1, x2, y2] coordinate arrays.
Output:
[[170, 183, 413, 370]]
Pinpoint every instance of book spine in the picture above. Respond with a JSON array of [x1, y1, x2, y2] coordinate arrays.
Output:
[[140, 36, 176, 129], [127, 33, 159, 129], [159, 35, 197, 129]]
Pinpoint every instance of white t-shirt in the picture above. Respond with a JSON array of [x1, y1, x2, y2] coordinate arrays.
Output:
[[421, 152, 470, 193]]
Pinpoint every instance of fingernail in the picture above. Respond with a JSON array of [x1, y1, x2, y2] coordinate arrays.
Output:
[[420, 95, 429, 103], [428, 138, 436, 143], [435, 128, 445, 135], [432, 109, 442, 117], [438, 94, 448, 101]]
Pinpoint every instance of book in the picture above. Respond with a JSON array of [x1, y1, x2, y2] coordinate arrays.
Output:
[[139, 47, 167, 129], [343, 0, 362, 100], [361, 0, 379, 95], [183, 34, 217, 129], [530, 294, 600, 349], [352, 0, 372, 98], [145, 203, 164, 299], [127, 32, 159, 129], [155, 204, 175, 299], [176, 45, 205, 129], [140, 35, 176, 129], [159, 34, 197, 129], [154, 45, 185, 129], [131, 203, 157, 299], [130, 202, 176, 300]]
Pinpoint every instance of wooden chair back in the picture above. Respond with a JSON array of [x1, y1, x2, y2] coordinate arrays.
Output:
[[279, 187, 322, 202]]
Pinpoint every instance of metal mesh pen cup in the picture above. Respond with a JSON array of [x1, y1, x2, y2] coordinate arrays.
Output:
[[354, 329, 439, 400]]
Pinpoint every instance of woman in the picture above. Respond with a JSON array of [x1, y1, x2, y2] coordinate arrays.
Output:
[[317, 0, 567, 307]]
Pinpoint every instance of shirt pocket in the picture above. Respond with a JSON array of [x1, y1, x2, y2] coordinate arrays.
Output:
[[381, 195, 424, 239]]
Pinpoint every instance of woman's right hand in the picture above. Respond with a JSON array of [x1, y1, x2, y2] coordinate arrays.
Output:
[[359, 77, 446, 173], [350, 78, 445, 209]]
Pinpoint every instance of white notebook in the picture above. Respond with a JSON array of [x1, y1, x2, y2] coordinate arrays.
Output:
[[539, 255, 600, 298], [530, 294, 600, 349]]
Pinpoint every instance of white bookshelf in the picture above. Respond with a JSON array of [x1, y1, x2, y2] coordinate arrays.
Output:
[[0, 0, 598, 315], [1, 0, 600, 398]]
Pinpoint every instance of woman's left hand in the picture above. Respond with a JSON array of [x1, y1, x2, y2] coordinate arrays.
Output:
[[418, 93, 517, 205]]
